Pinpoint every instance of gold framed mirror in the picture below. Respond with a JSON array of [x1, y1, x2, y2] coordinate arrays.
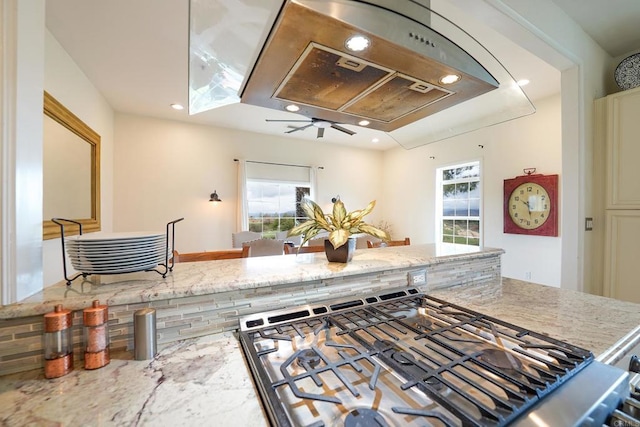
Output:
[[43, 91, 101, 239]]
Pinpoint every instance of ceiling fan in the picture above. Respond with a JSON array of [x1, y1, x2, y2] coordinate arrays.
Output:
[[266, 118, 356, 138]]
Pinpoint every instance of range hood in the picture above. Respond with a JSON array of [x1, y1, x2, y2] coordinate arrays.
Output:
[[189, 0, 535, 149]]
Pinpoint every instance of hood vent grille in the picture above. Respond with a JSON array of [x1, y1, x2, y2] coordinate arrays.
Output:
[[273, 43, 453, 125]]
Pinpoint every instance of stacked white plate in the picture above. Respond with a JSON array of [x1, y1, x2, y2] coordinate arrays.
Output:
[[65, 231, 170, 274]]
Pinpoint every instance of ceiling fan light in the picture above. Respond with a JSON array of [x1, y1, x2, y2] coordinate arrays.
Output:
[[314, 121, 331, 128]]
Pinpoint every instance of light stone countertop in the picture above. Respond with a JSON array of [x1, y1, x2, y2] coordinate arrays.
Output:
[[0, 332, 267, 427], [0, 244, 502, 319], [1, 277, 639, 426]]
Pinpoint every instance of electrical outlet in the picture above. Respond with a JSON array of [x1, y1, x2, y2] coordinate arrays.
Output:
[[525, 271, 532, 280], [408, 269, 427, 286]]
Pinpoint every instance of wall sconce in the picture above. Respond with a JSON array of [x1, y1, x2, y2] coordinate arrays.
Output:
[[331, 195, 340, 203], [209, 190, 222, 203]]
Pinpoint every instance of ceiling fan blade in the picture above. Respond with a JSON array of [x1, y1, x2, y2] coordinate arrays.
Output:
[[331, 124, 356, 136], [317, 127, 324, 138], [266, 119, 312, 123], [285, 123, 314, 134]]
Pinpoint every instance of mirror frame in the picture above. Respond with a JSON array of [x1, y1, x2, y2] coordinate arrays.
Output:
[[43, 91, 101, 240]]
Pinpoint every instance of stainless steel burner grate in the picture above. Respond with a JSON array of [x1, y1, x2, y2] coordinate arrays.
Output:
[[238, 289, 618, 427]]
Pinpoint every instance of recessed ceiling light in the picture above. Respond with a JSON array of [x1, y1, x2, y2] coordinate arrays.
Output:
[[358, 120, 370, 126], [170, 103, 184, 110], [517, 79, 530, 87], [372, 138, 379, 143], [345, 35, 370, 52], [439, 74, 460, 85], [285, 104, 300, 112]]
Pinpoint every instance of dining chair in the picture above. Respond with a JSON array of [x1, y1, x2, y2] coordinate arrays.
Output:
[[242, 239, 285, 257], [307, 237, 329, 246], [367, 237, 411, 248], [231, 231, 262, 248], [356, 234, 381, 249], [284, 245, 325, 255], [173, 249, 244, 262], [276, 230, 302, 246]]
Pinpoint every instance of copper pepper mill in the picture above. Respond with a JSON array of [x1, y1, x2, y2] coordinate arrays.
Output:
[[44, 304, 73, 379], [83, 300, 110, 370]]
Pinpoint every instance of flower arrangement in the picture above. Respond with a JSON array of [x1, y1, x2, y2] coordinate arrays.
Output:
[[288, 198, 389, 249]]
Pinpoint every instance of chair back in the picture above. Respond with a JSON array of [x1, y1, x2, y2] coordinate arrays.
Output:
[[355, 234, 381, 249], [242, 239, 285, 257], [173, 249, 244, 262], [367, 237, 411, 248], [307, 237, 329, 246], [276, 231, 302, 246], [232, 231, 262, 248], [284, 245, 325, 255]]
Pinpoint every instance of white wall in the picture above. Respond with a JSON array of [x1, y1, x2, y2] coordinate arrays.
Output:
[[1, 0, 46, 303], [113, 114, 384, 252], [43, 29, 115, 286], [382, 95, 562, 286], [112, 97, 560, 285]]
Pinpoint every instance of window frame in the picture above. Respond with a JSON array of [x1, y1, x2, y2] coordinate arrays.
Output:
[[246, 178, 310, 238], [435, 160, 483, 248]]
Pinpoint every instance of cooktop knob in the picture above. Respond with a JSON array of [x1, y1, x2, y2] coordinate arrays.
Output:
[[629, 355, 640, 373]]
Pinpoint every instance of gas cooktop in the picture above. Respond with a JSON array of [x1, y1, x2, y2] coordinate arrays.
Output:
[[238, 288, 638, 426]]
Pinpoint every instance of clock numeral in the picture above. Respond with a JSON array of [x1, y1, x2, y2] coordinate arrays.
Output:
[[544, 204, 548, 209], [514, 213, 518, 218], [515, 196, 520, 201], [512, 204, 516, 210], [541, 213, 545, 218], [534, 219, 539, 224], [527, 186, 532, 192]]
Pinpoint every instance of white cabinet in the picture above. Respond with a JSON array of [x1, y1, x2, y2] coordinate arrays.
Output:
[[604, 211, 640, 303], [595, 86, 640, 303], [604, 87, 640, 208]]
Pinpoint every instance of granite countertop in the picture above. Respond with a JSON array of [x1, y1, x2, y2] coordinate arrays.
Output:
[[2, 277, 639, 426], [1, 244, 502, 319], [0, 332, 267, 427]]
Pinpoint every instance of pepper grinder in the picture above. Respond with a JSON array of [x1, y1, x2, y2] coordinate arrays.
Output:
[[44, 304, 73, 379], [83, 300, 110, 370]]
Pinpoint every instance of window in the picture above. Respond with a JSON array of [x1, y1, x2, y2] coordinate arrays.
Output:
[[436, 161, 481, 246], [247, 181, 310, 238]]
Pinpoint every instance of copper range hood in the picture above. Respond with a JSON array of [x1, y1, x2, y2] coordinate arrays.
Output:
[[240, 0, 500, 133]]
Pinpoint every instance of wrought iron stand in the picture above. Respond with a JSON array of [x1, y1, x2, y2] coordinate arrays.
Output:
[[52, 217, 184, 286]]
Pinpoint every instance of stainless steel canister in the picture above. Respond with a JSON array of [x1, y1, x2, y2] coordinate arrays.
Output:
[[133, 308, 157, 360]]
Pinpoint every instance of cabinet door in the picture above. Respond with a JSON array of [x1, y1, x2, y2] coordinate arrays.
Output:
[[604, 210, 640, 303], [606, 87, 640, 208]]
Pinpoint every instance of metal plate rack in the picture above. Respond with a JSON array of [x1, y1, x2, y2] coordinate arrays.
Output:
[[51, 218, 184, 285]]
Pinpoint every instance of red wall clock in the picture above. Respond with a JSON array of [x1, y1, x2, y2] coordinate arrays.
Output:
[[503, 173, 559, 236]]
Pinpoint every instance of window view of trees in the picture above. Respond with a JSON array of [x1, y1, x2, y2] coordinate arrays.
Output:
[[439, 163, 481, 246], [247, 181, 310, 238]]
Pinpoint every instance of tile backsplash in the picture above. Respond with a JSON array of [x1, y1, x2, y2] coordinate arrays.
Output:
[[0, 254, 500, 376]]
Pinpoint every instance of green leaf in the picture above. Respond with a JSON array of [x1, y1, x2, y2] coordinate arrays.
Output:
[[329, 228, 349, 249], [288, 220, 316, 237], [358, 223, 390, 241], [332, 200, 347, 227]]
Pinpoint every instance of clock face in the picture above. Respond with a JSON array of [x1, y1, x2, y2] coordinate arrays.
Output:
[[507, 182, 551, 230]]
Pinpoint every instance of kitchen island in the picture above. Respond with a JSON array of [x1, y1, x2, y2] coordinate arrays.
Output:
[[0, 244, 502, 376], [1, 277, 640, 426]]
